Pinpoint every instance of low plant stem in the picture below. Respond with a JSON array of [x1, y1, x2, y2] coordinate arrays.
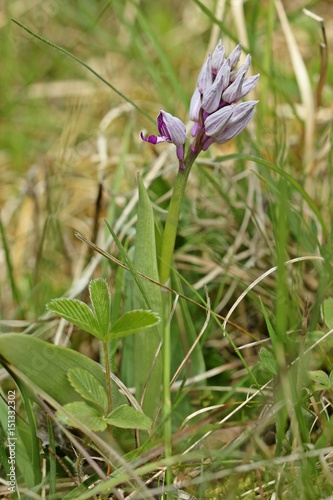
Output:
[[102, 341, 113, 414]]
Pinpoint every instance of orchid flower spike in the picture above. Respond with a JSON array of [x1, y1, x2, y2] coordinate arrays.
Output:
[[141, 110, 187, 170], [189, 40, 259, 153]]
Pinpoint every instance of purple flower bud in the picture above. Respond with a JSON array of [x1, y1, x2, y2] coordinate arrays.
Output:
[[230, 54, 251, 82], [222, 72, 260, 104], [226, 43, 242, 70], [189, 87, 202, 123], [221, 71, 246, 103], [204, 106, 234, 138], [202, 60, 230, 113], [197, 54, 213, 94], [140, 110, 187, 169], [206, 101, 258, 144], [211, 40, 225, 74], [215, 108, 256, 144]]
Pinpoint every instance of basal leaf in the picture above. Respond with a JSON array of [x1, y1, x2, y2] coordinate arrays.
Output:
[[67, 368, 108, 412], [58, 402, 106, 431], [89, 278, 111, 339], [133, 176, 163, 418], [108, 310, 160, 340], [104, 404, 152, 430], [46, 298, 100, 338]]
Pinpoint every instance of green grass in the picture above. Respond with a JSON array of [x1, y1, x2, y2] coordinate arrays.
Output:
[[1, 0, 333, 498]]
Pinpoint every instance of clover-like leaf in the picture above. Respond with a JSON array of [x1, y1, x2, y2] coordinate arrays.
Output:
[[107, 309, 160, 341], [89, 278, 111, 339], [104, 404, 152, 430], [67, 368, 108, 412], [46, 298, 101, 338], [57, 402, 106, 431]]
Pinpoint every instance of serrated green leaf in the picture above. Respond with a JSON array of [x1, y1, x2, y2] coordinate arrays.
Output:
[[259, 347, 277, 376], [323, 298, 333, 330], [108, 310, 160, 340], [68, 368, 108, 412], [104, 404, 152, 430], [89, 278, 111, 339], [58, 402, 106, 431], [308, 370, 331, 388], [46, 298, 101, 338]]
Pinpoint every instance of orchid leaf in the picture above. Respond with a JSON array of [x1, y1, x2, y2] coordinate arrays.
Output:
[[133, 175, 163, 418], [0, 334, 106, 406]]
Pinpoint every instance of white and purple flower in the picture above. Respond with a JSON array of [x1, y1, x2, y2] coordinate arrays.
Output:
[[140, 110, 187, 170]]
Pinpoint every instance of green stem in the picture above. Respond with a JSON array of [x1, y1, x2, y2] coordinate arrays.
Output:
[[159, 147, 198, 497], [103, 341, 113, 414], [159, 148, 198, 285], [162, 294, 172, 495]]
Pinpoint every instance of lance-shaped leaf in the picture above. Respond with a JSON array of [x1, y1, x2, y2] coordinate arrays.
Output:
[[104, 404, 152, 430], [107, 309, 160, 341], [133, 176, 163, 419], [46, 298, 101, 338], [89, 278, 111, 339]]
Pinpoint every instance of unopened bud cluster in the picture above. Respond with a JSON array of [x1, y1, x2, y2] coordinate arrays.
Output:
[[141, 40, 259, 169]]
